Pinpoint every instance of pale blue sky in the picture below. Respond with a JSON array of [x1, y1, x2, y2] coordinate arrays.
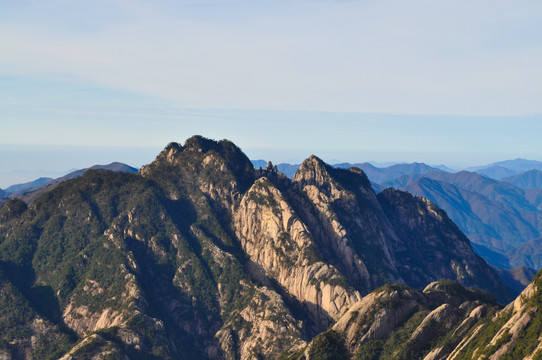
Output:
[[1, 0, 542, 187]]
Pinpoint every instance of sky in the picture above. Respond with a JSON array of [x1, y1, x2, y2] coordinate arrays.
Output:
[[1, 0, 542, 187]]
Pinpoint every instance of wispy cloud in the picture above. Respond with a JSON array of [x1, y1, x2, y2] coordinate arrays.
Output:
[[2, 0, 542, 116]]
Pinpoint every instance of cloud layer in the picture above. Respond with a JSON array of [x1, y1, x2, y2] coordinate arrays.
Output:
[[2, 0, 542, 116]]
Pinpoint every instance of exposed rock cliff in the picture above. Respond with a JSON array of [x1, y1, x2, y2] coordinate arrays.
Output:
[[298, 269, 542, 360], [292, 156, 401, 292], [299, 280, 500, 360], [444, 270, 542, 360], [234, 177, 360, 327], [378, 188, 512, 302]]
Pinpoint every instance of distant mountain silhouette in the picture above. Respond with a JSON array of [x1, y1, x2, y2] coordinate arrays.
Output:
[[501, 169, 542, 189], [333, 162, 446, 183], [400, 176, 539, 251], [494, 265, 537, 296], [475, 165, 518, 179], [432, 164, 456, 172], [469, 158, 542, 176], [377, 170, 542, 269], [251, 159, 268, 169], [388, 170, 539, 212], [506, 238, 542, 269], [3, 177, 53, 195], [0, 162, 138, 205]]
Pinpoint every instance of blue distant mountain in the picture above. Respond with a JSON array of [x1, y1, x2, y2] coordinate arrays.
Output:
[[432, 164, 456, 172], [251, 160, 268, 169], [333, 162, 447, 183], [3, 177, 53, 196], [475, 166, 518, 180], [379, 170, 542, 269], [501, 169, 542, 189], [506, 238, 542, 270], [1, 162, 138, 203], [469, 159, 542, 179]]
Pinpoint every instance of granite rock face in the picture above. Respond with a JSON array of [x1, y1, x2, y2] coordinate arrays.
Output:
[[303, 270, 542, 360]]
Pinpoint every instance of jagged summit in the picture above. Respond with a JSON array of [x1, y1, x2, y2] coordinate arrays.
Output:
[[293, 154, 337, 191], [294, 154, 373, 195], [182, 135, 247, 160], [297, 154, 326, 170], [146, 135, 252, 168], [140, 136, 255, 203]]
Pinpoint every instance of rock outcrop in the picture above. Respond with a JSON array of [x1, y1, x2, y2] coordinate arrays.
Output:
[[234, 177, 360, 327], [292, 156, 401, 293], [302, 280, 500, 360], [301, 270, 542, 360]]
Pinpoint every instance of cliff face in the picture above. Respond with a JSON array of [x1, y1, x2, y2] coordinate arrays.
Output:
[[378, 188, 512, 299], [326, 281, 497, 360], [0, 136, 514, 359], [291, 156, 401, 293], [445, 270, 542, 360], [301, 270, 542, 360], [234, 177, 361, 327]]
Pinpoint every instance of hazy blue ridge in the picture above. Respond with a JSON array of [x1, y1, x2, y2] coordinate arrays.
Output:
[[501, 169, 542, 189]]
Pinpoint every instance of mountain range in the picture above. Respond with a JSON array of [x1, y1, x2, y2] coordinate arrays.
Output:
[[381, 171, 542, 269], [248, 159, 542, 272], [0, 136, 529, 359], [469, 158, 542, 174], [501, 170, 542, 189], [6, 156, 542, 272]]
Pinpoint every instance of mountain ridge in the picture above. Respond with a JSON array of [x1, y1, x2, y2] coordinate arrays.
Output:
[[378, 170, 542, 269], [0, 162, 138, 206], [0, 136, 528, 359], [297, 268, 542, 360], [502, 169, 542, 189]]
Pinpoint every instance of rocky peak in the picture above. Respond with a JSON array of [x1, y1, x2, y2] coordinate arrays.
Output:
[[183, 135, 218, 151], [290, 156, 401, 293], [510, 270, 542, 311], [303, 280, 504, 359], [423, 279, 497, 306], [264, 161, 275, 171], [142, 136, 253, 174], [140, 136, 255, 207], [255, 161, 290, 191], [378, 187, 445, 222], [329, 284, 428, 356], [293, 156, 374, 203], [141, 142, 183, 169], [293, 155, 333, 189]]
